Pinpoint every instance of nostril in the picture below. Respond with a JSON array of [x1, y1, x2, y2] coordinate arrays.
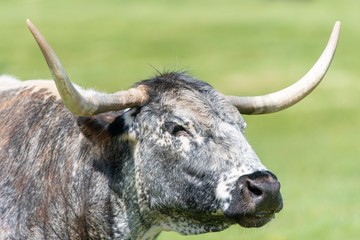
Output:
[[226, 171, 283, 220], [247, 180, 263, 197]]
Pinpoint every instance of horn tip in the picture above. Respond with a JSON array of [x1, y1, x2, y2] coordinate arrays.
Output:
[[26, 18, 37, 33], [334, 21, 341, 32], [26, 18, 32, 27]]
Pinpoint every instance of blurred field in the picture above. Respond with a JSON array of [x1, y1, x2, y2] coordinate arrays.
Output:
[[1, 0, 359, 239]]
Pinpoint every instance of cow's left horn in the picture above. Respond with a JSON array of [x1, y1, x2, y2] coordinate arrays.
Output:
[[27, 19, 148, 117], [228, 21, 340, 114]]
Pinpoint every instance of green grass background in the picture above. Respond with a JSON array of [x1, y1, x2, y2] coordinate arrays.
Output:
[[1, 0, 359, 239]]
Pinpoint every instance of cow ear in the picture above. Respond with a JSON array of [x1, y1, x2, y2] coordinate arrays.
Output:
[[77, 113, 117, 141], [77, 109, 139, 141], [77, 112, 133, 142]]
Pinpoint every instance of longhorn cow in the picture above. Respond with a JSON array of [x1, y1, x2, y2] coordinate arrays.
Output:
[[0, 20, 340, 239]]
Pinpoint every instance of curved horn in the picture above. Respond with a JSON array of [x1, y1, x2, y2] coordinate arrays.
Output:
[[228, 21, 341, 115], [26, 19, 148, 117]]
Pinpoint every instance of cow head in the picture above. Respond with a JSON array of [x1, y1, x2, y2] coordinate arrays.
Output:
[[26, 19, 340, 236], [123, 72, 283, 234]]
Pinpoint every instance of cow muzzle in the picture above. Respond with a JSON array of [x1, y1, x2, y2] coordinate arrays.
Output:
[[225, 171, 283, 228]]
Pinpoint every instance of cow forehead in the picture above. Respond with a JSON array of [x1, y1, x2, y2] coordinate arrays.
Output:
[[146, 87, 245, 134], [140, 72, 243, 122]]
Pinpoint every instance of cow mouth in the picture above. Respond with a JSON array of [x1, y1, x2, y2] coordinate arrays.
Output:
[[236, 211, 276, 228]]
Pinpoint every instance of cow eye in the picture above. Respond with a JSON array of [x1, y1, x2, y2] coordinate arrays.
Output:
[[165, 122, 189, 137], [171, 125, 188, 136]]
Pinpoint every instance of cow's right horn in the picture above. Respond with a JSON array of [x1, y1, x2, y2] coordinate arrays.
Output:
[[27, 19, 148, 117], [228, 21, 340, 115]]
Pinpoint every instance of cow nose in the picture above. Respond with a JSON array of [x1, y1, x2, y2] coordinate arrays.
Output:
[[242, 171, 283, 213], [224, 170, 283, 227]]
